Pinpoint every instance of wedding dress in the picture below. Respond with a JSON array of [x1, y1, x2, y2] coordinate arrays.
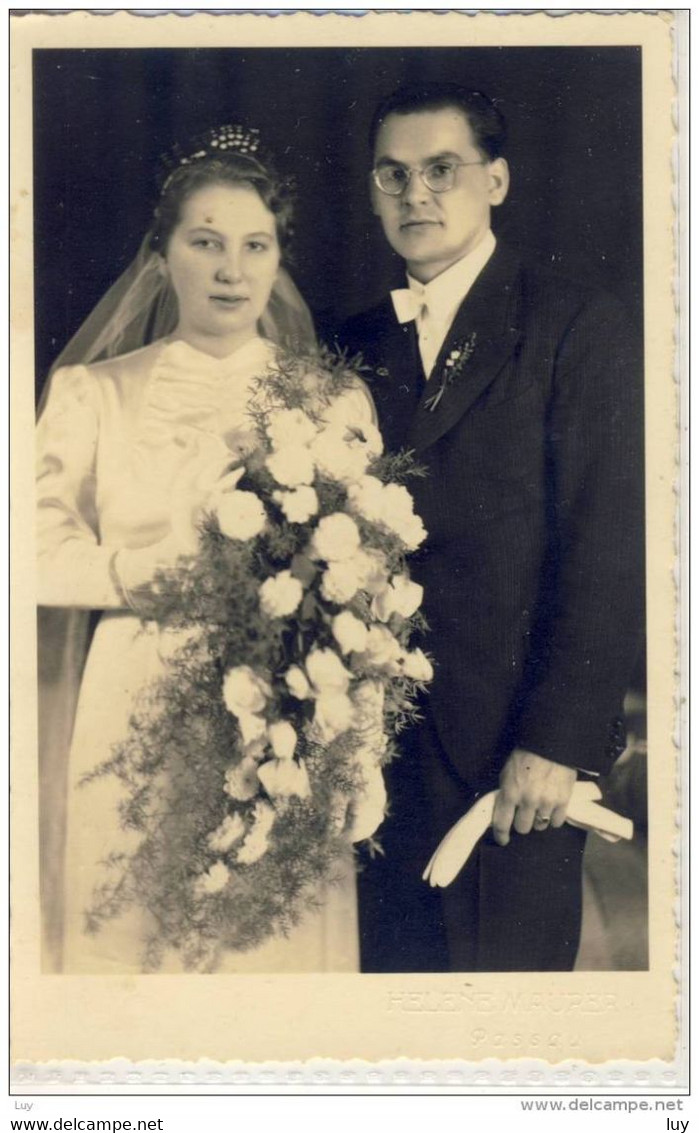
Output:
[[37, 335, 370, 974]]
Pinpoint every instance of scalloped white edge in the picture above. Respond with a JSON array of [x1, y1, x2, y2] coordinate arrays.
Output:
[[10, 1055, 687, 1093]]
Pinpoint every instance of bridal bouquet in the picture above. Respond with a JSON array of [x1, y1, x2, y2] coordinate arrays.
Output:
[[84, 349, 432, 970]]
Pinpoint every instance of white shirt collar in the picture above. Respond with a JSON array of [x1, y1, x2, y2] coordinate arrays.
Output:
[[406, 229, 496, 324]]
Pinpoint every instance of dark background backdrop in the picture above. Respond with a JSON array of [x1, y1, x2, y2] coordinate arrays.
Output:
[[33, 45, 643, 400]]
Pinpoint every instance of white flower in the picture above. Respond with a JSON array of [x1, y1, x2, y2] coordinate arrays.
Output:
[[237, 712, 267, 748], [348, 759, 387, 843], [216, 490, 267, 541], [380, 484, 427, 550], [332, 610, 369, 654], [314, 691, 355, 742], [207, 812, 246, 854], [346, 475, 386, 523], [371, 574, 424, 622], [320, 560, 362, 604], [310, 426, 371, 485], [266, 445, 315, 488], [222, 665, 270, 716], [237, 800, 276, 865], [259, 570, 304, 618], [402, 648, 434, 683], [362, 624, 403, 673], [352, 420, 384, 460], [267, 720, 297, 760], [267, 408, 318, 451], [347, 478, 426, 550], [223, 756, 260, 801], [258, 757, 311, 800], [193, 860, 231, 897], [306, 647, 352, 692], [273, 485, 319, 524], [285, 665, 311, 700], [396, 513, 428, 552], [350, 548, 390, 596], [311, 512, 362, 562]]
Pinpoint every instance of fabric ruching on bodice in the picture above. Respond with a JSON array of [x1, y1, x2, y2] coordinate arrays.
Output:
[[134, 336, 275, 458]]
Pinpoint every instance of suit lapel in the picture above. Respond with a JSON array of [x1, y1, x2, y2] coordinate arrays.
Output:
[[408, 242, 523, 453], [366, 299, 425, 451]]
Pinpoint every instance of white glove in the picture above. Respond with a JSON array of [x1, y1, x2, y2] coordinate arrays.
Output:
[[423, 781, 633, 889]]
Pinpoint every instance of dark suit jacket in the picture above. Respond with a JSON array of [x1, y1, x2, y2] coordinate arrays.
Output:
[[337, 240, 644, 788]]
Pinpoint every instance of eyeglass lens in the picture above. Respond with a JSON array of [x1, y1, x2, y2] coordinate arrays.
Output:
[[376, 161, 458, 195]]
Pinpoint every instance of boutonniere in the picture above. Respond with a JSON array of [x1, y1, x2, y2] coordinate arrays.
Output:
[[424, 332, 478, 413]]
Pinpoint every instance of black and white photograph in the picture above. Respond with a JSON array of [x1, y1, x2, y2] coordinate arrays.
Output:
[[11, 9, 678, 1077]]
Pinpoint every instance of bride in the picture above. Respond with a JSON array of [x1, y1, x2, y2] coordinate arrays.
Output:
[[36, 125, 377, 974]]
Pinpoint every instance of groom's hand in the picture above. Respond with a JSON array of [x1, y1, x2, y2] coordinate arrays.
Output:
[[492, 749, 577, 847]]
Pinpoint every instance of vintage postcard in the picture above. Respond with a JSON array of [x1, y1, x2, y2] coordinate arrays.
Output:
[[10, 8, 681, 1086]]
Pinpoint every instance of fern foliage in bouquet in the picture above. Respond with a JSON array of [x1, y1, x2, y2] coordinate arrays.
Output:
[[84, 348, 432, 970]]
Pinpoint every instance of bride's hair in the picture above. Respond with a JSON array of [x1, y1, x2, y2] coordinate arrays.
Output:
[[149, 127, 296, 256], [43, 124, 315, 388]]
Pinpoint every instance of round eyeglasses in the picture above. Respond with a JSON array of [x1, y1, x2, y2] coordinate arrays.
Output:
[[372, 159, 487, 196]]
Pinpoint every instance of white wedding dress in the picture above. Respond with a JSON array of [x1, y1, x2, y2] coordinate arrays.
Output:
[[36, 335, 369, 974]]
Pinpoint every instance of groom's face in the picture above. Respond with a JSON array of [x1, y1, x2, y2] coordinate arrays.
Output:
[[372, 108, 509, 284]]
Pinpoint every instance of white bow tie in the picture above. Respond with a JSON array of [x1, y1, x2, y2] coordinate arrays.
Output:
[[391, 288, 427, 325]]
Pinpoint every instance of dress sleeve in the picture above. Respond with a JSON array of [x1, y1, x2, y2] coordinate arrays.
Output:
[[36, 365, 125, 609]]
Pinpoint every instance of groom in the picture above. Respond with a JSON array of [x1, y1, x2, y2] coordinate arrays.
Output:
[[337, 82, 644, 972]]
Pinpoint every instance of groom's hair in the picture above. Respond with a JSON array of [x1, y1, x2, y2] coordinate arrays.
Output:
[[369, 82, 507, 161]]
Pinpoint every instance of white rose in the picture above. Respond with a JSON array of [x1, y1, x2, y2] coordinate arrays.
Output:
[[193, 860, 231, 896], [306, 647, 351, 692], [267, 720, 297, 760], [258, 757, 311, 800], [332, 610, 369, 654], [273, 485, 319, 524], [362, 624, 403, 672], [348, 759, 387, 843], [266, 445, 315, 488], [346, 475, 386, 523], [320, 560, 361, 604], [223, 756, 260, 802], [259, 570, 304, 618], [237, 712, 267, 748], [311, 512, 361, 562], [397, 513, 428, 552], [379, 484, 427, 550], [350, 548, 390, 596], [236, 800, 276, 865], [371, 574, 424, 622], [352, 420, 384, 460], [314, 691, 355, 742], [285, 665, 311, 700], [402, 648, 434, 683], [222, 665, 270, 716], [267, 408, 318, 451], [207, 812, 246, 854], [216, 490, 267, 541], [380, 482, 415, 522], [310, 426, 370, 485]]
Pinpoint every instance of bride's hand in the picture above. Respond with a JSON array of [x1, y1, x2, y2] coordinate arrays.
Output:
[[113, 434, 241, 603]]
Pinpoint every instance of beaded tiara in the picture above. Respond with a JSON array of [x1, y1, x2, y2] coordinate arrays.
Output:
[[159, 124, 275, 193]]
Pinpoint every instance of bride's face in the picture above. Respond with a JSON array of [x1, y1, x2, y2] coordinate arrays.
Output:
[[163, 182, 281, 350]]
